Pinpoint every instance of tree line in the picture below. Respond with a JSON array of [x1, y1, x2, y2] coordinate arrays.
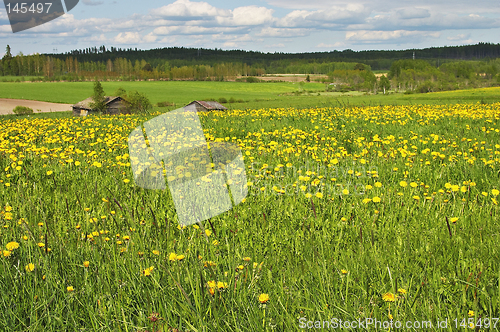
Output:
[[0, 44, 369, 81], [1, 43, 500, 94]]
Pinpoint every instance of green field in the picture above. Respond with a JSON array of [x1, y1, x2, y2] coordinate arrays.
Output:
[[0, 81, 323, 106], [0, 83, 500, 330], [1, 81, 499, 112]]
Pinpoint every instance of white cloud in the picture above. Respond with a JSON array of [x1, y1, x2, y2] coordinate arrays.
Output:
[[114, 32, 157, 44], [86, 33, 108, 42], [0, 25, 11, 33], [346, 30, 441, 43], [257, 27, 311, 37], [155, 0, 229, 20], [82, 0, 104, 5], [266, 0, 500, 14], [216, 6, 274, 26], [159, 36, 178, 44], [154, 25, 246, 36], [396, 8, 431, 20], [2, 0, 500, 53], [276, 5, 369, 28]]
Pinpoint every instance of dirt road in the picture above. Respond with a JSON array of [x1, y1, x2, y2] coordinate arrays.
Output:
[[0, 99, 72, 115]]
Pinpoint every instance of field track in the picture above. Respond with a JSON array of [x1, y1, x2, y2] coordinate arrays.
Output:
[[0, 98, 72, 115]]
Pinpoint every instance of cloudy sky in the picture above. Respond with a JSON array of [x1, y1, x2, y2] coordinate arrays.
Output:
[[1, 0, 499, 57]]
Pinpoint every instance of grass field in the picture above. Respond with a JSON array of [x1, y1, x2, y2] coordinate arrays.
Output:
[[0, 85, 500, 330], [0, 82, 500, 331], [0, 81, 324, 106], [1, 81, 499, 112]]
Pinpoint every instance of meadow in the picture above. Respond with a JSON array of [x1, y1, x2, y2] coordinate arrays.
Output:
[[0, 92, 500, 330], [2, 81, 500, 113]]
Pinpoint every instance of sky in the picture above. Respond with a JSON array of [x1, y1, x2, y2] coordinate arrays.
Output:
[[1, 0, 500, 57]]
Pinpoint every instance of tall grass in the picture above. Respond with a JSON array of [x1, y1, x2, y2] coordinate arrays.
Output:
[[0, 102, 499, 330]]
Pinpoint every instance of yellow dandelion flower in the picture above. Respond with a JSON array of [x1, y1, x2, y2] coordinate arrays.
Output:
[[67, 286, 74, 292], [6, 241, 19, 251], [399, 181, 407, 188], [258, 293, 270, 304], [450, 217, 458, 223], [372, 196, 381, 203], [25, 263, 35, 272], [382, 293, 396, 302], [217, 281, 228, 289], [3, 250, 12, 257], [492, 189, 499, 196], [83, 261, 90, 268], [142, 266, 154, 276], [152, 250, 160, 256]]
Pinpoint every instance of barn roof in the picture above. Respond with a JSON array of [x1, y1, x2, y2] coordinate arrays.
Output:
[[73, 96, 124, 110], [187, 100, 228, 110]]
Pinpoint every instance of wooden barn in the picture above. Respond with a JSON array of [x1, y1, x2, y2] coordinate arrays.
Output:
[[185, 100, 228, 112], [72, 96, 129, 116]]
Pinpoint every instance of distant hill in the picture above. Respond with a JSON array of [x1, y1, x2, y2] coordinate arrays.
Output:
[[48, 42, 500, 70]]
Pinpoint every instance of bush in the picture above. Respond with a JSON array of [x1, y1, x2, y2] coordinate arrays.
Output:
[[218, 97, 228, 104], [246, 77, 260, 83], [13, 106, 34, 115], [126, 91, 152, 114]]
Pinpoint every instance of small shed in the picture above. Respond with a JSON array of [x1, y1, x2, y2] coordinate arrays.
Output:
[[185, 100, 228, 112], [72, 96, 129, 116]]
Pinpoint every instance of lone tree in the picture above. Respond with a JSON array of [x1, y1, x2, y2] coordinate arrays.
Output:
[[89, 79, 107, 112], [379, 75, 391, 95]]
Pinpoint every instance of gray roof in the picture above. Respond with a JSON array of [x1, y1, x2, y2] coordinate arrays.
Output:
[[73, 96, 124, 110], [187, 100, 228, 110]]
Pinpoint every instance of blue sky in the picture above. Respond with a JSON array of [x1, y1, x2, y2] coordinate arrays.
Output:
[[1, 0, 500, 57]]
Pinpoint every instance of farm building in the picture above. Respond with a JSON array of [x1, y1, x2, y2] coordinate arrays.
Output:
[[72, 96, 129, 116], [185, 100, 227, 112]]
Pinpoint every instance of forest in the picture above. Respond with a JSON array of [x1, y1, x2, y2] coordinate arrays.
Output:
[[1, 43, 500, 94]]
